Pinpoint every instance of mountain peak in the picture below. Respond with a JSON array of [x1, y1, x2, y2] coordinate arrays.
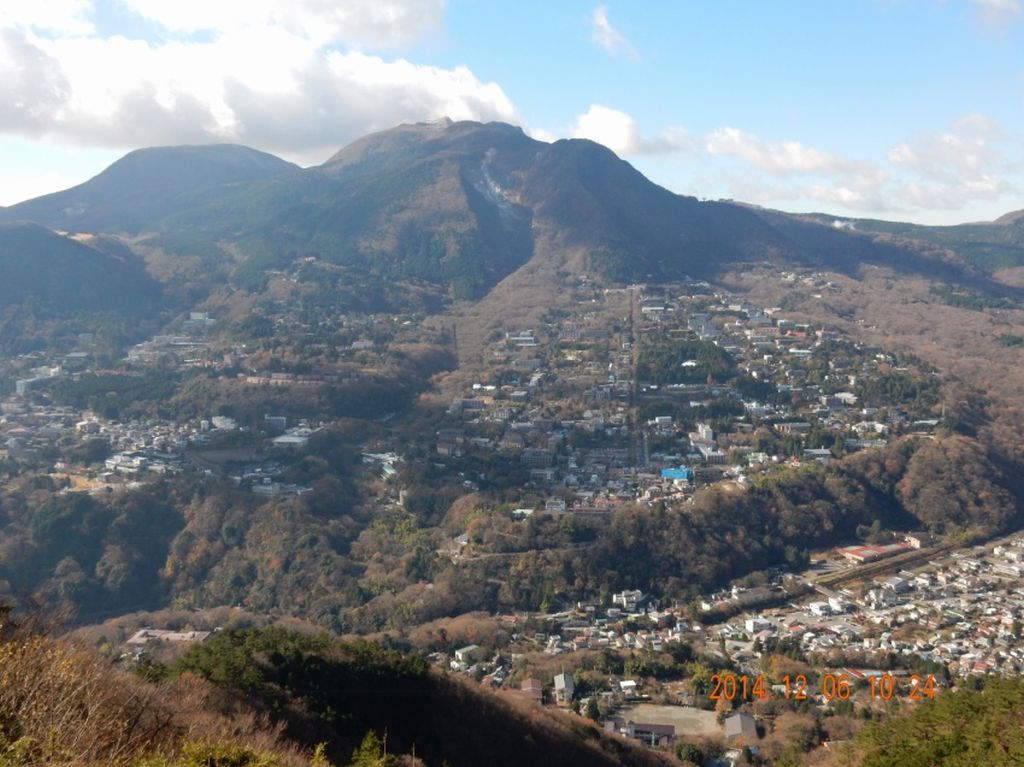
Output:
[[995, 208, 1024, 225], [0, 144, 298, 233], [322, 119, 535, 171], [103, 143, 297, 178]]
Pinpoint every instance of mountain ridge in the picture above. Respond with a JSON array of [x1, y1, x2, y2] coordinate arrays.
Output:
[[773, 208, 1024, 275], [139, 120, 811, 296], [2, 120, 1022, 303]]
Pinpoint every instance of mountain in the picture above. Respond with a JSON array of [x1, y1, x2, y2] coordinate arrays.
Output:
[[122, 120, 815, 296], [0, 222, 159, 313], [785, 209, 1024, 275], [144, 121, 1020, 296], [515, 133, 794, 280], [2, 121, 1012, 300], [0, 144, 299, 234], [219, 119, 545, 295]]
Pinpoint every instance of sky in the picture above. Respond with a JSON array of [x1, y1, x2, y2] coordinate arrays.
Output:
[[1, 0, 1022, 224]]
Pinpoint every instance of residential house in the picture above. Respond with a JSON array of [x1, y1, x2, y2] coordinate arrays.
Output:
[[553, 672, 575, 704], [520, 677, 543, 704], [620, 721, 674, 747], [724, 712, 758, 741]]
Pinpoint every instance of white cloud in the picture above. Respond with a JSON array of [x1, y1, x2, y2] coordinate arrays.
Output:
[[588, 5, 637, 59], [701, 127, 904, 212], [703, 166, 890, 214], [888, 131, 994, 180], [571, 104, 687, 155], [804, 172, 889, 211], [119, 0, 447, 50], [700, 114, 1019, 217], [885, 114, 1017, 209], [560, 109, 1020, 219], [969, 0, 1022, 26], [0, 4, 516, 165], [526, 127, 556, 143], [887, 115, 1011, 183], [952, 112, 1004, 137], [705, 127, 858, 174], [0, 0, 94, 36], [893, 175, 1007, 211]]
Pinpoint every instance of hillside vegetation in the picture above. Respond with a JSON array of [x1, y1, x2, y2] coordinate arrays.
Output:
[[802, 211, 1024, 274], [1, 423, 1019, 633], [0, 621, 671, 767], [853, 677, 1024, 766]]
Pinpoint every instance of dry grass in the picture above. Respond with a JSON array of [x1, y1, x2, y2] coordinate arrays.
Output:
[[0, 632, 174, 764], [162, 674, 312, 767], [0, 619, 315, 766]]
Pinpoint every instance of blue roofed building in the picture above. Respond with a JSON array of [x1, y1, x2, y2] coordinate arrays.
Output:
[[660, 467, 693, 481]]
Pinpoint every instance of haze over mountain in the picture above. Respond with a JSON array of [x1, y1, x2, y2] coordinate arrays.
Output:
[[2, 120, 1022, 304], [0, 145, 298, 234]]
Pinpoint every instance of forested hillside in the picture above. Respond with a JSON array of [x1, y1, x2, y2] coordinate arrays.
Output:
[[1, 419, 1019, 632], [854, 677, 1024, 765]]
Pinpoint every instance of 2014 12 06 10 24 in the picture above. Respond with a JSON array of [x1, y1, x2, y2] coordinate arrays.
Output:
[[708, 672, 936, 702]]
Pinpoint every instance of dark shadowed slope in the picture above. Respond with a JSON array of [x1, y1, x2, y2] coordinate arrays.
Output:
[[0, 222, 159, 313], [771, 208, 1024, 275]]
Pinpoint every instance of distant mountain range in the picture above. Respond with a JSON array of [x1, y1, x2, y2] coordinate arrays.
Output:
[[791, 209, 1024, 274], [2, 119, 1022, 305]]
